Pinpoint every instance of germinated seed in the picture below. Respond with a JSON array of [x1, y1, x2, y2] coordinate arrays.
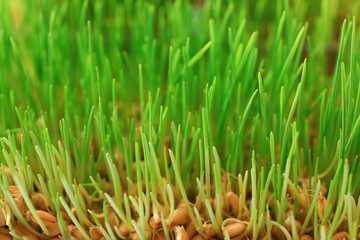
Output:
[[226, 192, 239, 214], [222, 222, 247, 237], [266, 192, 275, 208], [1, 167, 15, 183], [166, 207, 188, 227], [330, 232, 350, 240], [203, 223, 217, 237], [14, 197, 27, 215], [89, 226, 106, 240], [29, 210, 56, 227], [298, 188, 308, 208], [175, 226, 190, 240], [0, 227, 11, 240], [46, 221, 61, 237], [0, 214, 5, 227], [177, 200, 187, 209], [32, 193, 49, 211], [119, 222, 129, 236], [130, 230, 151, 240], [190, 234, 204, 240], [317, 195, 327, 222], [60, 211, 70, 225], [298, 178, 328, 195], [89, 210, 105, 226], [8, 186, 21, 195], [153, 230, 166, 240], [107, 206, 119, 230], [14, 224, 39, 240], [67, 224, 87, 240], [0, 200, 6, 226], [185, 221, 197, 238], [150, 216, 162, 229], [284, 217, 302, 233], [300, 235, 313, 240]]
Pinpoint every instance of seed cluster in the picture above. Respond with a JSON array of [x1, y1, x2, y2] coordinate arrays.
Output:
[[0, 175, 355, 239], [1, 0, 360, 239]]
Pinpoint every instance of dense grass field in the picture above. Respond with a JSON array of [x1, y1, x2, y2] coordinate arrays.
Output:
[[0, 0, 360, 239]]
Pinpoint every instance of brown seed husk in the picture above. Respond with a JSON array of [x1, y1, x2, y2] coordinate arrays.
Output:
[[14, 224, 39, 240], [0, 227, 12, 240], [14, 196, 27, 215], [150, 216, 162, 229], [32, 193, 49, 211], [191, 234, 204, 240], [130, 230, 151, 240], [8, 186, 21, 195], [160, 177, 175, 200], [226, 192, 239, 214], [185, 221, 197, 238], [107, 206, 119, 231], [89, 210, 105, 226], [165, 207, 188, 227], [1, 167, 15, 183], [60, 211, 70, 225], [300, 235, 313, 240], [297, 188, 308, 208], [284, 217, 302, 233], [175, 226, 190, 240], [71, 207, 78, 219], [330, 232, 349, 240], [204, 223, 217, 237], [154, 230, 166, 240], [259, 235, 276, 240], [223, 222, 247, 238], [0, 200, 7, 226], [343, 218, 349, 232], [67, 224, 88, 240], [271, 225, 279, 238], [118, 222, 129, 236], [0, 215, 5, 227], [266, 192, 275, 208], [177, 200, 187, 209], [222, 172, 232, 189], [89, 226, 106, 240], [297, 208, 308, 222], [46, 221, 61, 237], [317, 195, 327, 222], [29, 210, 57, 227], [298, 178, 328, 195], [212, 197, 225, 212]]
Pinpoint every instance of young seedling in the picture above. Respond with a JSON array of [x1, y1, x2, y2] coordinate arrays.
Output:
[[0, 0, 359, 239]]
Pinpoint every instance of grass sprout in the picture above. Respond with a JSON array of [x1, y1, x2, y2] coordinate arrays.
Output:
[[0, 0, 359, 239]]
